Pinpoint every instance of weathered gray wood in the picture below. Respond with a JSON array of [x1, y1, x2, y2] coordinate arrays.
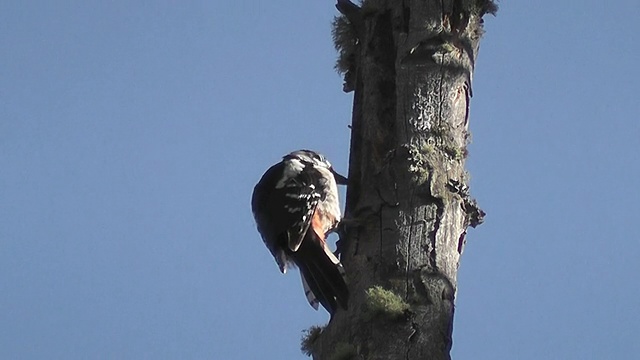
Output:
[[306, 1, 494, 358]]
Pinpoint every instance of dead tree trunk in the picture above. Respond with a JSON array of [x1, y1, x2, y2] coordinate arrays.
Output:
[[303, 1, 495, 359]]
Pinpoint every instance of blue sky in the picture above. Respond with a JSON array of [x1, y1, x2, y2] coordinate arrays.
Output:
[[1, 1, 639, 359]]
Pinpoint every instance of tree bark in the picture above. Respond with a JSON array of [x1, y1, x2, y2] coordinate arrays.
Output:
[[308, 1, 494, 359]]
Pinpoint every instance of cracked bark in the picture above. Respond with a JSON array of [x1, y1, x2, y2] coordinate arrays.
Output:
[[309, 1, 494, 359]]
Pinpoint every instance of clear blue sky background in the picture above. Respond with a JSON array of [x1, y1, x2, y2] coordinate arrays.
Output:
[[2, 1, 639, 359]]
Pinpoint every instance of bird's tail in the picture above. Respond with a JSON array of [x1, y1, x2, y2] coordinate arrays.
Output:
[[293, 232, 349, 315]]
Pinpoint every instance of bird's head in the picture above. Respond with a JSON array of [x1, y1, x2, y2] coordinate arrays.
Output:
[[285, 150, 348, 185]]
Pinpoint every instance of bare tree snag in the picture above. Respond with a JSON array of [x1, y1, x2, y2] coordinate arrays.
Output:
[[304, 1, 495, 359]]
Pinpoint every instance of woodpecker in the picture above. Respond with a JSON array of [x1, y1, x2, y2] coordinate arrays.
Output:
[[251, 150, 349, 315]]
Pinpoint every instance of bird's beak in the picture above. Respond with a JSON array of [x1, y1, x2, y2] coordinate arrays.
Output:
[[331, 168, 348, 185]]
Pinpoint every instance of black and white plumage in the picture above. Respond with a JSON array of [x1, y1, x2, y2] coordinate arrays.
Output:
[[251, 150, 349, 315]]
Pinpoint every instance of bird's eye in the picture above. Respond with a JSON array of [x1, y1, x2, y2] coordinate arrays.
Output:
[[318, 156, 329, 167]]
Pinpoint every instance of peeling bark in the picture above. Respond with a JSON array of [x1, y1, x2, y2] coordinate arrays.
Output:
[[308, 1, 494, 359]]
